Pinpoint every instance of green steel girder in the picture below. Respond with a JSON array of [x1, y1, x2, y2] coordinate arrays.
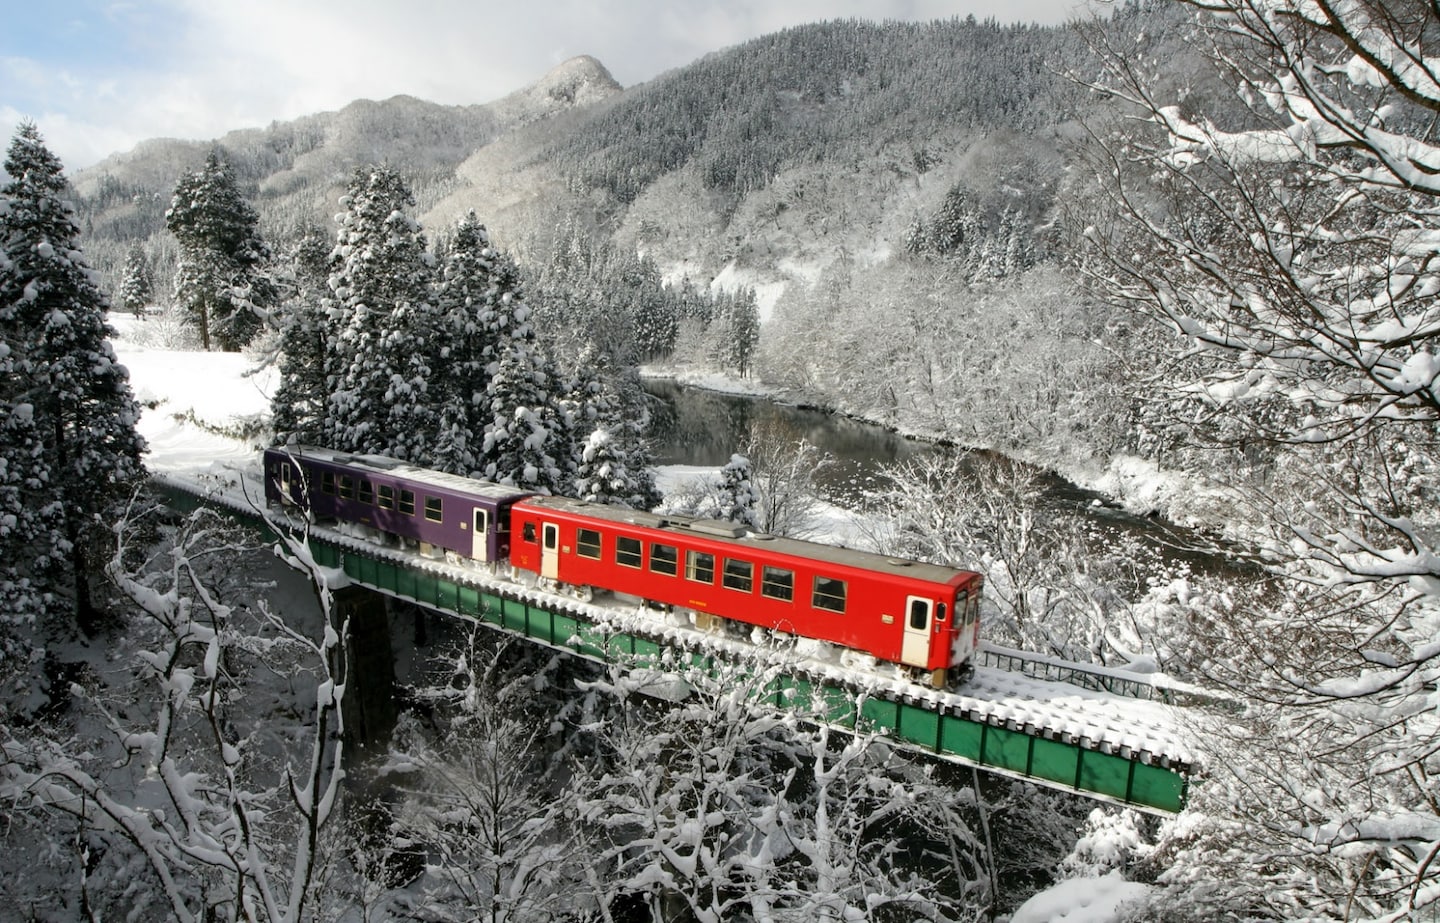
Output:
[[322, 533, 1189, 813]]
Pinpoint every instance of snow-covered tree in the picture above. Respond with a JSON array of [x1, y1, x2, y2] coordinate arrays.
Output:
[[115, 243, 153, 317], [711, 287, 760, 378], [631, 261, 680, 362], [1077, 1, 1440, 915], [714, 453, 761, 528], [166, 149, 277, 351], [863, 451, 1174, 665], [0, 504, 349, 922], [481, 346, 568, 493], [572, 662, 993, 920], [386, 637, 594, 921], [322, 165, 438, 461], [429, 212, 507, 476], [269, 225, 333, 447], [461, 236, 571, 491], [739, 418, 834, 538], [565, 356, 661, 509], [0, 121, 146, 636], [0, 345, 56, 662]]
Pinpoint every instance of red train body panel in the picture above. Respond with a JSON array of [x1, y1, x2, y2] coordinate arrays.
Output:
[[509, 496, 983, 681]]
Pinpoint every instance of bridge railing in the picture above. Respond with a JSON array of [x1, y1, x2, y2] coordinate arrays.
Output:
[[977, 643, 1221, 708]]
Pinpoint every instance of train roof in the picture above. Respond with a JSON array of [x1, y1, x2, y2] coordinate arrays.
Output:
[[266, 445, 533, 502], [517, 494, 980, 587]]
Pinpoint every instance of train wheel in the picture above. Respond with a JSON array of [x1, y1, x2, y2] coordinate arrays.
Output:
[[574, 584, 593, 603]]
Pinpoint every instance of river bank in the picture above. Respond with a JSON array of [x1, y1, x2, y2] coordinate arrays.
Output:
[[639, 364, 1224, 532]]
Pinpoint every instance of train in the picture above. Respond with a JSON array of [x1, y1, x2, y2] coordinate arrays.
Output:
[[262, 445, 984, 688]]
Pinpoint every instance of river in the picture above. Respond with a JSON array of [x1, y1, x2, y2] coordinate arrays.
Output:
[[642, 378, 1249, 576]]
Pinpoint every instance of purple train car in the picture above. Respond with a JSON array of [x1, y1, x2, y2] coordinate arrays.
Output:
[[262, 445, 534, 562]]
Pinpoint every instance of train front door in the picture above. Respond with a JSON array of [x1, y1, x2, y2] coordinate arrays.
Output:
[[901, 596, 932, 667], [278, 462, 294, 503], [541, 522, 560, 580], [472, 508, 490, 562]]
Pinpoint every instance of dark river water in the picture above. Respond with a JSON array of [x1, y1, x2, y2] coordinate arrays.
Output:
[[641, 379, 1248, 574], [642, 379, 930, 504]]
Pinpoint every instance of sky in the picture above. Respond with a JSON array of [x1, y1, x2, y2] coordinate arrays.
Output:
[[2, 0, 1103, 172]]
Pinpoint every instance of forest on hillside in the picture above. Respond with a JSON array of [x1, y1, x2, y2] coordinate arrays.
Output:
[[547, 17, 1086, 206]]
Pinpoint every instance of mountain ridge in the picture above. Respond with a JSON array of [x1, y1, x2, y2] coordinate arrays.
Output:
[[64, 13, 1200, 316]]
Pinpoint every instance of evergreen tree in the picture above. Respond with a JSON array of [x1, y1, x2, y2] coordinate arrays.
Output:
[[714, 288, 760, 377], [269, 225, 333, 447], [466, 227, 567, 489], [115, 244, 153, 317], [715, 453, 761, 527], [321, 165, 437, 460], [430, 212, 505, 475], [473, 233, 571, 489], [622, 252, 678, 362], [928, 184, 976, 255], [0, 336, 58, 660], [999, 207, 1033, 277], [565, 357, 661, 509], [528, 220, 689, 367], [480, 347, 567, 493], [165, 149, 276, 351], [0, 122, 146, 636]]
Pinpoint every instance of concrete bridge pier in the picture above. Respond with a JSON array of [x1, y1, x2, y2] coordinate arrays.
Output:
[[332, 585, 398, 750]]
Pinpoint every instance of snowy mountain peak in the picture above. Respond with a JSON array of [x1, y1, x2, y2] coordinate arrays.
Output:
[[529, 55, 623, 107]]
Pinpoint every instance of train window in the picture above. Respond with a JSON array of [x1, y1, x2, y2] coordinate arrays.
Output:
[[377, 484, 395, 510], [650, 543, 678, 576], [577, 528, 602, 559], [425, 496, 443, 522], [909, 599, 929, 630], [339, 476, 355, 499], [813, 576, 847, 614], [399, 489, 416, 516], [723, 558, 754, 593], [321, 471, 336, 495], [761, 566, 794, 602], [522, 522, 536, 543], [616, 536, 642, 568], [686, 550, 715, 584], [358, 479, 374, 505]]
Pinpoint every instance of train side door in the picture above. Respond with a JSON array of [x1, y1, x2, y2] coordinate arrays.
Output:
[[472, 508, 490, 562], [278, 462, 295, 504], [541, 522, 560, 580], [901, 595, 932, 667]]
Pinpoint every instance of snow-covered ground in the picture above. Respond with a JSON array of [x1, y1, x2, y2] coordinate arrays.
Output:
[[1010, 872, 1152, 923]]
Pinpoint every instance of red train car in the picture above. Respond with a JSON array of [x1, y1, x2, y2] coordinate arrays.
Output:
[[510, 496, 983, 687]]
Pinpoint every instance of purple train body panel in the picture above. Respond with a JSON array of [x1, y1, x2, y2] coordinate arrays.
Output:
[[261, 446, 534, 561]]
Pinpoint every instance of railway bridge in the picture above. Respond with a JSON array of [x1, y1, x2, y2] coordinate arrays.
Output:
[[157, 473, 1197, 815]]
